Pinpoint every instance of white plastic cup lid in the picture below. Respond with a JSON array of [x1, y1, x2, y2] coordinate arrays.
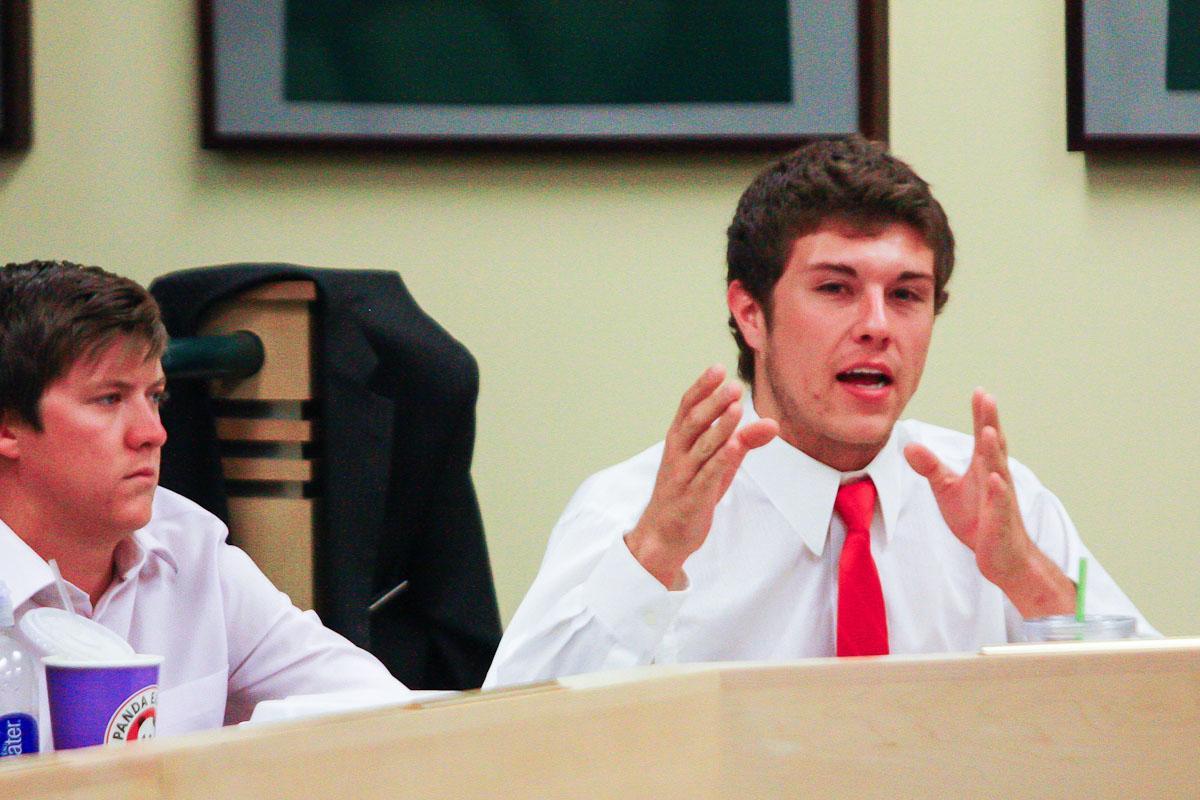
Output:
[[18, 607, 136, 660]]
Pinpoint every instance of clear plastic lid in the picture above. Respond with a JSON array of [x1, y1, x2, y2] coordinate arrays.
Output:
[[1022, 614, 1137, 642], [17, 607, 136, 660]]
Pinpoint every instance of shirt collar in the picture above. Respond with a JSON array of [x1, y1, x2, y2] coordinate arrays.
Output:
[[0, 514, 178, 609], [738, 395, 907, 557], [117, 526, 179, 580], [0, 518, 58, 608]]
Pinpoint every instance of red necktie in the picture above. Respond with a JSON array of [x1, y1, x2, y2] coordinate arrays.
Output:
[[835, 478, 888, 656]]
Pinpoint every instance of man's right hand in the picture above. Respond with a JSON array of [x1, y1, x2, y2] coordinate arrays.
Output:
[[624, 365, 778, 589]]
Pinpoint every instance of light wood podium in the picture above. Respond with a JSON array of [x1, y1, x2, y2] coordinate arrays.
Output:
[[2, 641, 1197, 798]]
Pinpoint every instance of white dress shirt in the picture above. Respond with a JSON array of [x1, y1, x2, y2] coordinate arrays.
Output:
[[485, 404, 1156, 688], [1, 487, 402, 745]]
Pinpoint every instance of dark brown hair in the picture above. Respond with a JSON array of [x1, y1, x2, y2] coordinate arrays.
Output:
[[0, 260, 167, 429], [726, 136, 955, 382]]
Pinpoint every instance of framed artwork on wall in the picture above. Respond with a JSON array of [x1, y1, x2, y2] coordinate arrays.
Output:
[[0, 0, 31, 150], [1067, 0, 1200, 150], [200, 0, 887, 150]]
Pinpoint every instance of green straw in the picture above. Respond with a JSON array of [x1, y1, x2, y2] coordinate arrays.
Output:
[[1075, 557, 1088, 622]]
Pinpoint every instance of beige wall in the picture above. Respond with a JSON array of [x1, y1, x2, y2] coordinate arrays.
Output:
[[1, 3, 1195, 634]]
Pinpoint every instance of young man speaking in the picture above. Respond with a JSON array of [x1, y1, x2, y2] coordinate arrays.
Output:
[[486, 137, 1153, 687], [0, 261, 402, 740]]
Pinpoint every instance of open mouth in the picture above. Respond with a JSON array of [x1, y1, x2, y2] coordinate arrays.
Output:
[[836, 368, 893, 389]]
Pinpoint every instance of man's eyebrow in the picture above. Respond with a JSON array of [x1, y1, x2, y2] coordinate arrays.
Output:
[[810, 263, 858, 277], [809, 263, 935, 282], [86, 377, 167, 391]]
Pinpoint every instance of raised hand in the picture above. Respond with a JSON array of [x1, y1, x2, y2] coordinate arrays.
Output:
[[625, 365, 778, 589], [903, 389, 1074, 616]]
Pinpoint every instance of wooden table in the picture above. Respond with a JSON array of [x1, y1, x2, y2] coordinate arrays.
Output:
[[2, 640, 1196, 799]]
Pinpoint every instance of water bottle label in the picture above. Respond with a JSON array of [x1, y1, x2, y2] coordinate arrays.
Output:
[[0, 713, 39, 757]]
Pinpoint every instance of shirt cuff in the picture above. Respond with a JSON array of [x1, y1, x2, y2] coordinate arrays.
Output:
[[583, 535, 688, 656]]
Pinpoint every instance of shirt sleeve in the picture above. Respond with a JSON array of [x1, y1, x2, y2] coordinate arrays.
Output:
[[218, 543, 405, 724], [1005, 469, 1160, 640], [483, 501, 687, 689]]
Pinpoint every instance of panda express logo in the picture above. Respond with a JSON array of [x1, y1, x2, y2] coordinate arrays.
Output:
[[104, 686, 158, 743]]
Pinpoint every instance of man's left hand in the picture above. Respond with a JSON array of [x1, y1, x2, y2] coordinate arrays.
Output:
[[903, 389, 1075, 617]]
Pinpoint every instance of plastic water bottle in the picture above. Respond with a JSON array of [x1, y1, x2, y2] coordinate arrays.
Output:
[[0, 580, 39, 757]]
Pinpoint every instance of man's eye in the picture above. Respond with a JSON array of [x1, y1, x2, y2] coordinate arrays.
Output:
[[151, 390, 170, 406], [816, 283, 847, 294], [892, 288, 924, 302], [96, 394, 121, 406]]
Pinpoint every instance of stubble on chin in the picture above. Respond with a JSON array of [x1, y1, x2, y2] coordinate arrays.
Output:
[[761, 351, 812, 444], [762, 352, 893, 467]]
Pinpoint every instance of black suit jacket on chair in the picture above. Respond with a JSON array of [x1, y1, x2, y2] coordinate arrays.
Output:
[[149, 264, 502, 689]]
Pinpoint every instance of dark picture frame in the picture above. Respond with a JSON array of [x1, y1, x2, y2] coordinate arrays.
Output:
[[1067, 0, 1200, 151], [200, 0, 887, 150], [0, 0, 31, 150]]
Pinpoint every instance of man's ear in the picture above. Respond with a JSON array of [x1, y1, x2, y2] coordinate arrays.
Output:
[[727, 280, 768, 351], [0, 411, 24, 461]]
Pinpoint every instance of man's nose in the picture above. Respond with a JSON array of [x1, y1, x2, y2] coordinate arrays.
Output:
[[853, 287, 890, 343], [127, 401, 168, 449]]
